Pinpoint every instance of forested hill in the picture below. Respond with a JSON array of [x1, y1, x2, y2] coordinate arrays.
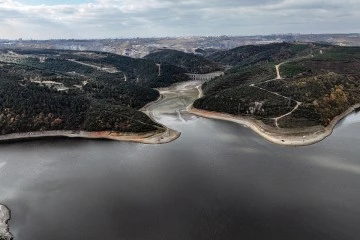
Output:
[[0, 48, 191, 136], [10, 49, 189, 88], [208, 42, 316, 67], [144, 49, 222, 74], [194, 43, 360, 130]]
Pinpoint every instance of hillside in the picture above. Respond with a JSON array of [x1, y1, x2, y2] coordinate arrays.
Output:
[[144, 49, 222, 74], [11, 49, 189, 88], [202, 64, 276, 95], [0, 48, 190, 137], [194, 43, 360, 130], [208, 42, 316, 67]]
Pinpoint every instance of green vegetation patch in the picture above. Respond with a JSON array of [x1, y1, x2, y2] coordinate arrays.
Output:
[[202, 64, 276, 95], [0, 48, 176, 136], [68, 53, 190, 88], [0, 68, 89, 134], [20, 57, 96, 75], [84, 81, 159, 109], [197, 43, 360, 129], [277, 104, 322, 128], [208, 42, 313, 67], [280, 61, 312, 78], [83, 104, 162, 133], [313, 46, 360, 61], [194, 85, 296, 119], [258, 73, 360, 126], [144, 49, 222, 74]]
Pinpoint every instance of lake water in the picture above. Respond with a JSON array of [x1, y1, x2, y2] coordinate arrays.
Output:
[[1, 81, 360, 240]]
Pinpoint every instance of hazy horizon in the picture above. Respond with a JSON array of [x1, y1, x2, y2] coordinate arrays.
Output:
[[1, 32, 360, 41], [0, 0, 359, 39]]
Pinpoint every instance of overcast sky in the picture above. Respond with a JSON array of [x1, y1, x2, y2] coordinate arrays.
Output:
[[0, 0, 359, 39]]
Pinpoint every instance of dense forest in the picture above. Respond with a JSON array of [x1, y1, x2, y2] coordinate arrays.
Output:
[[1, 43, 360, 135], [194, 85, 296, 118], [194, 43, 360, 129], [144, 49, 222, 74], [0, 48, 192, 135], [208, 42, 315, 67], [258, 73, 360, 127], [202, 64, 276, 95], [12, 49, 190, 88]]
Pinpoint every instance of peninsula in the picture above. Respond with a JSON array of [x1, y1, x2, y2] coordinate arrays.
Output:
[[0, 49, 190, 143], [189, 43, 360, 145], [0, 204, 12, 240]]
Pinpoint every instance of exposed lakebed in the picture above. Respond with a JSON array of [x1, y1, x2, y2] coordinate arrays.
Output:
[[1, 81, 360, 240]]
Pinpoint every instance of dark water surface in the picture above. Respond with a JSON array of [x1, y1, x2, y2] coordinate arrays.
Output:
[[1, 82, 360, 240]]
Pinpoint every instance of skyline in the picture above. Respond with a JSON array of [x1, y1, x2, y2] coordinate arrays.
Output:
[[0, 0, 359, 39], [1, 32, 360, 41]]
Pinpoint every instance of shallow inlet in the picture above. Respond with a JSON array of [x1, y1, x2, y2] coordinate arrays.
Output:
[[1, 81, 360, 240]]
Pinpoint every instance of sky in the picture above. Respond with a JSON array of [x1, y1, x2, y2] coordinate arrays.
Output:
[[0, 0, 359, 39]]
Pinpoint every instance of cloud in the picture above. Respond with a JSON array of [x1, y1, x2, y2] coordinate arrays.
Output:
[[0, 0, 359, 39]]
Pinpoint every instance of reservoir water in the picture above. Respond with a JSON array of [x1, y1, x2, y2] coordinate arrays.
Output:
[[1, 81, 360, 240]]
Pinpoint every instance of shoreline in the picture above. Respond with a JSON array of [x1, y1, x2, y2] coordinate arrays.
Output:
[[140, 85, 186, 142], [139, 94, 164, 112], [0, 89, 181, 145], [0, 204, 12, 240], [188, 101, 360, 146], [0, 129, 180, 145]]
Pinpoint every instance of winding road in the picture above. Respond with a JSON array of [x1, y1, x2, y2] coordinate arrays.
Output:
[[68, 59, 119, 74], [275, 62, 285, 80], [249, 62, 303, 128]]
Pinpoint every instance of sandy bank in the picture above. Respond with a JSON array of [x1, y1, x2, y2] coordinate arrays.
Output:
[[0, 204, 12, 240], [0, 129, 180, 145], [140, 85, 186, 143], [188, 104, 360, 146]]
